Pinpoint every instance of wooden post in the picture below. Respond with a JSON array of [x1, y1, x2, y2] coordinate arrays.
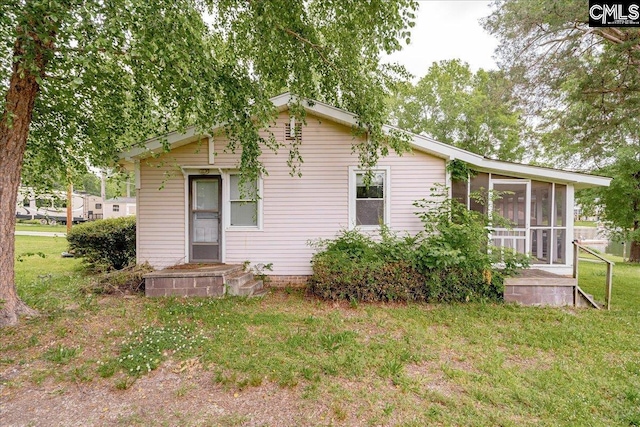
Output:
[[605, 263, 613, 311], [66, 182, 73, 234], [573, 241, 579, 280]]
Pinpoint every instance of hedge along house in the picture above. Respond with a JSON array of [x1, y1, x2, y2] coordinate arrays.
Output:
[[119, 93, 611, 300]]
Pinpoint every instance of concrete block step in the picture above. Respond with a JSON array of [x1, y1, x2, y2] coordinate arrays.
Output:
[[575, 286, 601, 309], [235, 280, 264, 297], [225, 271, 254, 288]]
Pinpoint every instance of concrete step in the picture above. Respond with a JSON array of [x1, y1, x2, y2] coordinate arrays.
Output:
[[575, 286, 600, 309], [234, 280, 264, 297], [225, 271, 254, 289]]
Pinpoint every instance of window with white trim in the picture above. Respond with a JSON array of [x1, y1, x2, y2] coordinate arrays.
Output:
[[112, 204, 120, 212], [229, 174, 260, 228], [349, 167, 390, 228]]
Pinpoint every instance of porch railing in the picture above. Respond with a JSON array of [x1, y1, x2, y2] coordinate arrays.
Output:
[[572, 240, 614, 310]]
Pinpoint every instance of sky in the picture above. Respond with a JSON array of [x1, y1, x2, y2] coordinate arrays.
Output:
[[383, 0, 499, 79]]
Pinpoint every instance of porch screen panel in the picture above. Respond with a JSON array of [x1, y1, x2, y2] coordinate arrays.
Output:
[[530, 228, 551, 264], [469, 173, 489, 214], [554, 184, 566, 227], [553, 184, 567, 265], [553, 229, 566, 264], [452, 179, 467, 206], [530, 181, 551, 226], [491, 181, 528, 261], [530, 181, 552, 264], [493, 183, 526, 227]]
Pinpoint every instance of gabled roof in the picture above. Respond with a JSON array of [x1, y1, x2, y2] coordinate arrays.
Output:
[[119, 92, 611, 189], [104, 197, 136, 204]]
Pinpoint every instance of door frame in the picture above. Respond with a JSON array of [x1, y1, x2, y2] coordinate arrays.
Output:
[[489, 179, 531, 257], [187, 174, 222, 263]]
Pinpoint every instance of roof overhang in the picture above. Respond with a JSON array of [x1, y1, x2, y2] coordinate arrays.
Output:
[[119, 92, 612, 189]]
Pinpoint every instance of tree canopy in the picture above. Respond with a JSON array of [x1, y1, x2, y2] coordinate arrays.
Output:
[[1, 0, 417, 187], [389, 59, 528, 161], [0, 0, 418, 325], [485, 0, 640, 166]]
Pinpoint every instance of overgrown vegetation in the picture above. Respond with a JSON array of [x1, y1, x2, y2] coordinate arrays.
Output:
[[309, 189, 528, 303], [67, 217, 136, 271], [80, 263, 153, 295]]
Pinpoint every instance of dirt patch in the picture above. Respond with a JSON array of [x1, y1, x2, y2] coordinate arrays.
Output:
[[405, 360, 465, 399], [1, 360, 325, 427]]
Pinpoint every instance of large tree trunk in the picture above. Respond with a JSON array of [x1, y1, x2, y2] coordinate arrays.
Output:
[[630, 220, 640, 263], [0, 24, 54, 326]]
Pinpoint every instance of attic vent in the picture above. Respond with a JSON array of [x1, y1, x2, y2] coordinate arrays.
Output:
[[285, 121, 302, 140]]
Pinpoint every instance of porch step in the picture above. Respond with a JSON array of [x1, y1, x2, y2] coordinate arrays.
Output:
[[144, 264, 267, 298], [575, 287, 601, 309], [225, 271, 254, 289], [230, 279, 264, 297], [504, 275, 600, 309]]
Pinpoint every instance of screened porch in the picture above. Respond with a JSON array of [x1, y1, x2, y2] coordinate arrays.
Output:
[[452, 172, 571, 267]]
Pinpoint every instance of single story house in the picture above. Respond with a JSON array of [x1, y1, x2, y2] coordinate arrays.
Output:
[[103, 197, 137, 219], [119, 93, 611, 285]]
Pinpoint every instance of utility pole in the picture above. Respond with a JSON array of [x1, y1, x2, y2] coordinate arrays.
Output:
[[100, 169, 106, 202], [66, 182, 73, 234]]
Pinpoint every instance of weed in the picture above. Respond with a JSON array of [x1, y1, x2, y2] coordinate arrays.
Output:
[[97, 360, 118, 378], [175, 384, 195, 397], [43, 345, 79, 364], [114, 377, 134, 390], [379, 359, 404, 379], [332, 403, 347, 421]]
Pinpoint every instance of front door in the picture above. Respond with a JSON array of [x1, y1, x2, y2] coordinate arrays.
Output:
[[189, 176, 221, 262]]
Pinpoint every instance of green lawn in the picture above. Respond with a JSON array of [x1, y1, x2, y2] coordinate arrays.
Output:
[[574, 220, 597, 227], [3, 236, 640, 426], [15, 223, 68, 233]]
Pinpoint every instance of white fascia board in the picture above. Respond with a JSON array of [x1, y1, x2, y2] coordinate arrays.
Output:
[[302, 99, 360, 128], [272, 92, 293, 111], [473, 158, 611, 188], [402, 129, 483, 162], [404, 129, 610, 188], [119, 127, 203, 163]]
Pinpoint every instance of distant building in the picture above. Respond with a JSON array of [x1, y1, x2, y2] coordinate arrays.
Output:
[[103, 197, 136, 219], [81, 194, 104, 220]]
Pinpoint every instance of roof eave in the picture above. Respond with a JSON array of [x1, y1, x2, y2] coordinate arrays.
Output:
[[119, 92, 612, 189]]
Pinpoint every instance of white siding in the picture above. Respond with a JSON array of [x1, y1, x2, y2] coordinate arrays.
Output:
[[137, 112, 446, 274]]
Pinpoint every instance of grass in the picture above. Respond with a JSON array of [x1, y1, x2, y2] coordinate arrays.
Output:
[[575, 220, 597, 227], [15, 223, 68, 233], [3, 235, 640, 425]]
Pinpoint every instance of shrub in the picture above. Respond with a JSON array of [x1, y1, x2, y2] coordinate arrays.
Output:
[[308, 186, 529, 303], [67, 216, 136, 271]]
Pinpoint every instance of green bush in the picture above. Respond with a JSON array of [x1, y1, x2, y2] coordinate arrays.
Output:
[[67, 216, 136, 271], [308, 187, 528, 303]]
